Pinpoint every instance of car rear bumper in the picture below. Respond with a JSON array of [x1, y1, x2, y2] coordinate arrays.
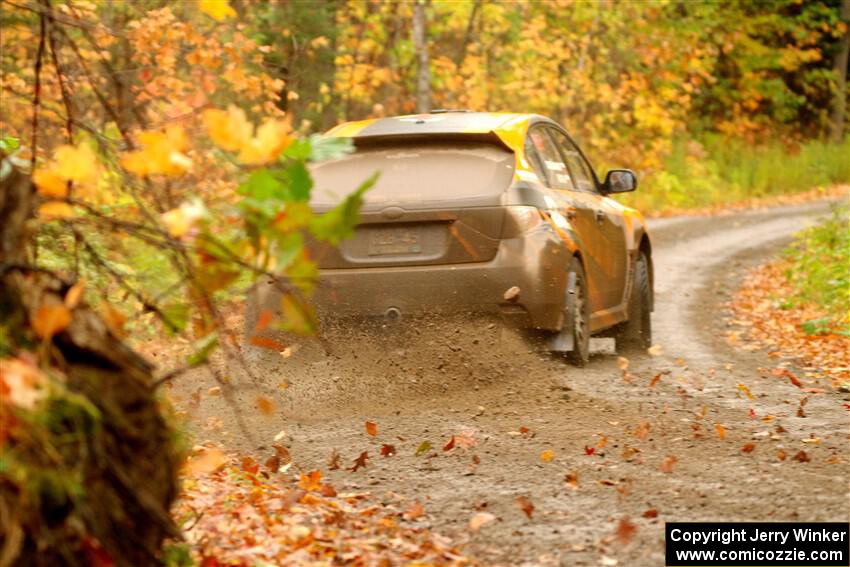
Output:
[[251, 227, 570, 331]]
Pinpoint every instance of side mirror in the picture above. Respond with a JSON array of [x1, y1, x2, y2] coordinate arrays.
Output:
[[603, 169, 637, 194]]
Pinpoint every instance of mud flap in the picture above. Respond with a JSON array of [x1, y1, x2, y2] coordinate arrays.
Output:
[[547, 271, 576, 352]]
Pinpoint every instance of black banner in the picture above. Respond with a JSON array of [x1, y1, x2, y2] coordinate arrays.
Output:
[[666, 522, 849, 566]]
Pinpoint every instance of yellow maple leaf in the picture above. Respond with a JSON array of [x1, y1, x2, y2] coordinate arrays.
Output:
[[237, 118, 292, 165], [199, 0, 236, 21], [53, 144, 98, 185], [203, 105, 253, 152], [121, 124, 192, 176]]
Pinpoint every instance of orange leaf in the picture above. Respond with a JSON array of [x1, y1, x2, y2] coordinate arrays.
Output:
[[649, 373, 663, 388], [240, 456, 259, 475], [349, 451, 368, 472], [565, 471, 579, 489], [540, 449, 555, 462], [403, 501, 424, 520], [516, 496, 534, 519], [38, 201, 75, 220], [615, 517, 637, 544], [365, 421, 378, 436], [32, 304, 71, 340], [596, 435, 608, 449], [777, 449, 787, 461], [741, 443, 756, 453], [660, 455, 678, 473], [256, 396, 275, 415], [443, 435, 455, 451], [380, 443, 396, 457], [298, 470, 322, 491], [64, 280, 85, 309], [792, 450, 810, 463], [643, 508, 659, 518], [249, 336, 286, 351], [634, 421, 651, 441], [714, 423, 726, 440]]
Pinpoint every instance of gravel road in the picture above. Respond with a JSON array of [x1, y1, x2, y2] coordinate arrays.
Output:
[[170, 199, 849, 566]]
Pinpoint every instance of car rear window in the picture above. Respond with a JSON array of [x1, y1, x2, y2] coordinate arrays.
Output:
[[310, 141, 515, 208]]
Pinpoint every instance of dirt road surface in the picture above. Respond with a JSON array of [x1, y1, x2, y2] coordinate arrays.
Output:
[[169, 199, 849, 566]]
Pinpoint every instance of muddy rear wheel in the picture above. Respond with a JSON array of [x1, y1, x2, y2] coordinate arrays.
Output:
[[615, 251, 652, 352]]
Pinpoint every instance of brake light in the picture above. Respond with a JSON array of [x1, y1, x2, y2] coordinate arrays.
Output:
[[502, 206, 545, 237]]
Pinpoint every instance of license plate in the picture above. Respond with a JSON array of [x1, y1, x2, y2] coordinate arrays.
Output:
[[367, 227, 422, 256]]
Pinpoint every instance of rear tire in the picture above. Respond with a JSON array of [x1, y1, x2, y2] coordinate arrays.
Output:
[[615, 251, 652, 352], [548, 256, 590, 366]]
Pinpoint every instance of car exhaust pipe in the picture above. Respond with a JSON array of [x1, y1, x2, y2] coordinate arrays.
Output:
[[384, 307, 402, 323]]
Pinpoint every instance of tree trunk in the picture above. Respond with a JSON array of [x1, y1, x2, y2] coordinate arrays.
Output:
[[830, 0, 850, 142], [412, 0, 431, 113], [0, 167, 181, 566]]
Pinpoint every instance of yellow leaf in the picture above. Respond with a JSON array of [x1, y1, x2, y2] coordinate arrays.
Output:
[[540, 449, 555, 462], [38, 201, 75, 219], [64, 280, 86, 309], [122, 125, 192, 176], [32, 304, 71, 339], [237, 118, 292, 165], [203, 106, 253, 152], [199, 0, 236, 21], [53, 144, 98, 185], [33, 170, 68, 198], [647, 344, 663, 356]]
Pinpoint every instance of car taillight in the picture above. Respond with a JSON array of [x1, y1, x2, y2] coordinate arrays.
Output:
[[502, 206, 545, 237]]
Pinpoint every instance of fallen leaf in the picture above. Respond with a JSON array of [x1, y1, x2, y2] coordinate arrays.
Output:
[[584, 446, 596, 456], [365, 421, 378, 436], [660, 455, 678, 473], [380, 444, 396, 457], [443, 435, 455, 451], [328, 449, 341, 470], [647, 344, 663, 356], [596, 435, 608, 449], [565, 471, 579, 489], [403, 501, 424, 520], [801, 436, 822, 444], [617, 356, 630, 371], [516, 496, 534, 519], [240, 456, 259, 475], [777, 449, 787, 461], [634, 421, 651, 441], [455, 432, 477, 449], [256, 396, 274, 416], [741, 443, 756, 453], [32, 304, 71, 340], [540, 450, 555, 462], [748, 408, 757, 419], [518, 426, 531, 436], [737, 383, 753, 400], [249, 336, 286, 351], [208, 386, 221, 396], [320, 484, 337, 497], [615, 517, 637, 544], [415, 441, 433, 456], [714, 423, 726, 440], [349, 451, 369, 472], [298, 470, 322, 491], [790, 449, 812, 463], [642, 508, 659, 519], [649, 373, 663, 388], [469, 512, 496, 532]]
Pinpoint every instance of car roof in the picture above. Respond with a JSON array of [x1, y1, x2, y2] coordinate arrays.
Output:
[[325, 112, 553, 153]]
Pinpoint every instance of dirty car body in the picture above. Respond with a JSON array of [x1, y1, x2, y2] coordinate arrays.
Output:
[[252, 112, 653, 355]]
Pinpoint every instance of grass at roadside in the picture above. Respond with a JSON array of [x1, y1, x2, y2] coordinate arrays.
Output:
[[727, 203, 850, 386], [623, 138, 850, 214]]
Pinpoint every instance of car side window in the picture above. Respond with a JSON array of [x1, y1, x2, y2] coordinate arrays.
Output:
[[525, 127, 574, 191], [549, 129, 596, 193]]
